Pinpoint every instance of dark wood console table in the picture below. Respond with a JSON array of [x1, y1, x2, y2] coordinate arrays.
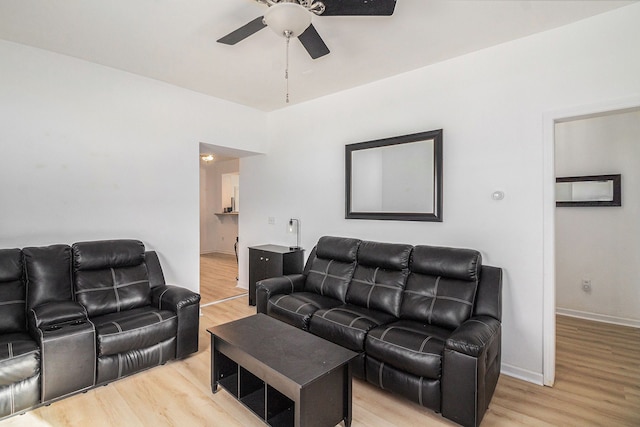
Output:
[[248, 245, 304, 306], [208, 314, 357, 427]]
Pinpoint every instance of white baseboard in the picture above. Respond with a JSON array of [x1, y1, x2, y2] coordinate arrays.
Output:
[[556, 307, 640, 329], [501, 363, 544, 386], [200, 250, 236, 256]]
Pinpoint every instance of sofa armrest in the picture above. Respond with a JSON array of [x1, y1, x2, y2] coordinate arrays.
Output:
[[151, 285, 200, 310], [255, 274, 306, 314], [29, 301, 88, 330], [442, 316, 501, 427], [151, 285, 201, 358], [445, 316, 501, 357], [27, 301, 96, 402]]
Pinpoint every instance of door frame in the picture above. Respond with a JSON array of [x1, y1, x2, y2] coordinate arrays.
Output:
[[542, 95, 640, 386]]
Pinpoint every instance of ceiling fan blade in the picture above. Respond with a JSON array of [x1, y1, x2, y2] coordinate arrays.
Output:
[[320, 0, 396, 16], [298, 24, 330, 59], [217, 16, 267, 45]]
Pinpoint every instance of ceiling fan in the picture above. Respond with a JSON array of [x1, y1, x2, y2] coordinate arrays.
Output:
[[217, 0, 397, 59]]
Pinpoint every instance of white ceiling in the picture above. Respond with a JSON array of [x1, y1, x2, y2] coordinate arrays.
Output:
[[0, 0, 636, 112]]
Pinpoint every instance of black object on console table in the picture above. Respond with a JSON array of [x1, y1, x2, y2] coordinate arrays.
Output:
[[248, 245, 304, 306]]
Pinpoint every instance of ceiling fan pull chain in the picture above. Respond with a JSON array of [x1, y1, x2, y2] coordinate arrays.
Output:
[[285, 30, 291, 103]]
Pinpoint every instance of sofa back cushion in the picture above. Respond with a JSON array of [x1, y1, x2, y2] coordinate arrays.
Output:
[[314, 236, 360, 262], [400, 245, 481, 330], [346, 241, 412, 317], [23, 244, 73, 310], [304, 236, 361, 303], [73, 240, 150, 317], [0, 249, 26, 333]]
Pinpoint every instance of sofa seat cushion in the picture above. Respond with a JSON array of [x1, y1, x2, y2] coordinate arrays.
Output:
[[267, 292, 342, 331], [0, 374, 40, 418], [92, 307, 177, 356], [366, 357, 441, 412], [365, 320, 451, 379], [0, 333, 40, 386], [309, 304, 395, 352], [96, 338, 176, 385]]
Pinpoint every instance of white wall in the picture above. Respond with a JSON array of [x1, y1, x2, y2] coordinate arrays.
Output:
[[555, 110, 640, 326], [0, 40, 265, 292], [200, 158, 240, 254], [239, 4, 640, 383]]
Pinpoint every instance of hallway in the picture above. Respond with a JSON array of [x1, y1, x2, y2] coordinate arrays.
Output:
[[200, 252, 246, 305]]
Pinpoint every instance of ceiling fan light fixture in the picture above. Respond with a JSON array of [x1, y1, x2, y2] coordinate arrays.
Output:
[[263, 2, 312, 38]]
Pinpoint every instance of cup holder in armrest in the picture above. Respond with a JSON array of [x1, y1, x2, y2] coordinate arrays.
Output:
[[43, 320, 87, 332]]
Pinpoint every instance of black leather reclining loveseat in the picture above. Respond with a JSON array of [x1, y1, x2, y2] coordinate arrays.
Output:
[[0, 239, 200, 419], [256, 236, 502, 427]]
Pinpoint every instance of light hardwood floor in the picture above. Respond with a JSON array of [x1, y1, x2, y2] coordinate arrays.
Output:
[[200, 252, 246, 305], [2, 308, 638, 426], [489, 316, 640, 427]]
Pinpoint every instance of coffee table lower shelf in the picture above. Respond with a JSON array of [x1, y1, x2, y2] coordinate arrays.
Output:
[[216, 356, 295, 427]]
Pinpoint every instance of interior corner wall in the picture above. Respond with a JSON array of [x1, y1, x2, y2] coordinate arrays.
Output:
[[0, 40, 265, 292], [239, 4, 640, 383], [200, 158, 240, 255], [555, 111, 640, 325]]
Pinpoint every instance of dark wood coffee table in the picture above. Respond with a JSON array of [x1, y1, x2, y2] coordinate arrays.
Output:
[[208, 314, 358, 427]]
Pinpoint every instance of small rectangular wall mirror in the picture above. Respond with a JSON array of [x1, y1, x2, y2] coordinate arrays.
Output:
[[345, 129, 443, 221], [556, 174, 621, 207]]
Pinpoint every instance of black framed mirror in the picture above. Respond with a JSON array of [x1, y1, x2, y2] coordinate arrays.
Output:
[[345, 129, 443, 221], [556, 174, 621, 207]]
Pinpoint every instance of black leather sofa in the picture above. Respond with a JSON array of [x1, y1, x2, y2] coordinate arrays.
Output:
[[256, 236, 502, 427], [0, 239, 200, 419]]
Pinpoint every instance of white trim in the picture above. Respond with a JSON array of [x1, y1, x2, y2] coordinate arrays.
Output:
[[200, 293, 247, 308], [556, 309, 640, 329], [200, 250, 236, 256], [542, 107, 557, 387], [542, 94, 640, 388], [501, 363, 544, 386]]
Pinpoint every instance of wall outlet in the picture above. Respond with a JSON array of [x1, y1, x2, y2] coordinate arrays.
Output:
[[268, 217, 276, 225], [581, 279, 592, 293]]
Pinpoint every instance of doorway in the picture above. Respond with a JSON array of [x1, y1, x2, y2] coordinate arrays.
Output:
[[543, 98, 640, 385], [554, 110, 640, 326], [199, 143, 246, 305]]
